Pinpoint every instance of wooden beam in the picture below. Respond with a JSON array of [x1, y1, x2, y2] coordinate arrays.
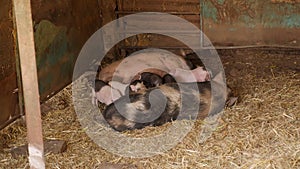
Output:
[[12, 0, 45, 168]]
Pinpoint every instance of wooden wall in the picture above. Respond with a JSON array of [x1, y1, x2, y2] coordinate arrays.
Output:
[[0, 0, 102, 129], [0, 1, 19, 128]]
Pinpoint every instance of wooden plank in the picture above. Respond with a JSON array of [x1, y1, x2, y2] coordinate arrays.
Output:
[[122, 33, 201, 48], [0, 75, 18, 128], [30, 0, 101, 101], [119, 0, 200, 12], [117, 13, 200, 27], [114, 0, 300, 48], [13, 0, 45, 168], [116, 1, 202, 51], [0, 1, 20, 129], [119, 15, 199, 31]]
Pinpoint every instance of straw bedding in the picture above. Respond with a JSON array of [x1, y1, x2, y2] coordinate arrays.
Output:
[[0, 49, 299, 168]]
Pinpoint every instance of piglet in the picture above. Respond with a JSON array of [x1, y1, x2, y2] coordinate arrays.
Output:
[[139, 72, 163, 88], [128, 80, 147, 93]]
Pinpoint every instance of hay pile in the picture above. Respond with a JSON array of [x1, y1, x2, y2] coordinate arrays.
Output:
[[0, 49, 299, 168]]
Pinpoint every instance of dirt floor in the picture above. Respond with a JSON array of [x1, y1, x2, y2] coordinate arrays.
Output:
[[0, 49, 299, 169]]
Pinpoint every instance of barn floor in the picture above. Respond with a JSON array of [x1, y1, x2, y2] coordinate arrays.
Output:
[[0, 49, 299, 169]]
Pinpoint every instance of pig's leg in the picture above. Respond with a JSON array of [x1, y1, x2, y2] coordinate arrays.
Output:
[[169, 67, 210, 83], [169, 69, 194, 83], [191, 67, 211, 82]]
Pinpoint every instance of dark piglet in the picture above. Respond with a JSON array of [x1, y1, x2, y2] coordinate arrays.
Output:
[[128, 73, 175, 93], [126, 80, 147, 94], [102, 72, 231, 132], [162, 74, 176, 84], [140, 72, 163, 88], [102, 81, 212, 132]]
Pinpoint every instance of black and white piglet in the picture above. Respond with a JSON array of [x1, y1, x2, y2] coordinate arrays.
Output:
[[102, 81, 213, 131], [128, 72, 176, 93], [101, 73, 230, 132]]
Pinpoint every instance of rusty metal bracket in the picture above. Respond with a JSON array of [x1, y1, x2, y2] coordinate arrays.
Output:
[[12, 0, 45, 168]]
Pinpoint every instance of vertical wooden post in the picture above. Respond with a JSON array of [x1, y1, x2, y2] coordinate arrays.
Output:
[[12, 0, 45, 168]]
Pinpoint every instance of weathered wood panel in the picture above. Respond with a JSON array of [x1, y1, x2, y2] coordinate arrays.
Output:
[[114, 0, 300, 49], [202, 0, 300, 47], [118, 0, 200, 13], [30, 0, 101, 100], [0, 1, 19, 127], [0, 0, 102, 129], [116, 0, 201, 52]]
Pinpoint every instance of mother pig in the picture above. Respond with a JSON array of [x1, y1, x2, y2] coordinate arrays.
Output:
[[96, 49, 192, 83]]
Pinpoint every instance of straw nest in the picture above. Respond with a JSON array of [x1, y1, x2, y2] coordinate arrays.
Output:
[[0, 49, 299, 169]]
